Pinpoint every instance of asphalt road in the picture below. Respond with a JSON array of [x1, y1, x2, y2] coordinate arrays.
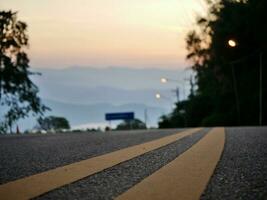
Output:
[[0, 129, 182, 184], [201, 127, 267, 200], [0, 127, 266, 199], [36, 128, 210, 200]]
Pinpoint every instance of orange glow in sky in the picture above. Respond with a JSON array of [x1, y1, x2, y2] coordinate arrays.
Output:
[[1, 0, 207, 69]]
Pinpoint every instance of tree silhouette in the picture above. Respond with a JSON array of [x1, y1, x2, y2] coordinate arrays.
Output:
[[37, 116, 70, 131], [116, 119, 146, 130], [159, 0, 266, 127], [0, 11, 49, 133]]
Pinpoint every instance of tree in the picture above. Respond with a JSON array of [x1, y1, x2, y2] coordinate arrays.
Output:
[[159, 0, 267, 128], [0, 11, 49, 133], [37, 116, 70, 131], [116, 118, 146, 130], [185, 0, 267, 126]]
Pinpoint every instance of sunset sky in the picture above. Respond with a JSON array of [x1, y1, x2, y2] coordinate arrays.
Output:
[[1, 0, 207, 69]]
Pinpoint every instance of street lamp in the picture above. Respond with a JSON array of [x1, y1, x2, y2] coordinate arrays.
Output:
[[155, 93, 175, 110], [160, 77, 183, 102], [160, 78, 167, 83], [227, 39, 240, 124], [228, 39, 237, 48], [160, 77, 183, 84], [155, 93, 173, 102], [227, 38, 263, 125], [155, 93, 161, 99]]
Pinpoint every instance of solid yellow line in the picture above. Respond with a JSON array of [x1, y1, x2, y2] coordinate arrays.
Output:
[[116, 127, 225, 200], [0, 128, 201, 200]]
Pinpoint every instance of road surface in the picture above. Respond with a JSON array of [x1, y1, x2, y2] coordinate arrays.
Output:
[[0, 127, 266, 199]]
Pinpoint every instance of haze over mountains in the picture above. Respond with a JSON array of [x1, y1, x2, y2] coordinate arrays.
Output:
[[18, 67, 192, 130]]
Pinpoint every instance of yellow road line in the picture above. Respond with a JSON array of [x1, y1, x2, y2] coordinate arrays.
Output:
[[0, 128, 201, 200], [116, 127, 225, 200]]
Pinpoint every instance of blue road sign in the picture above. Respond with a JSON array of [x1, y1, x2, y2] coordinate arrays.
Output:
[[105, 112, 134, 121]]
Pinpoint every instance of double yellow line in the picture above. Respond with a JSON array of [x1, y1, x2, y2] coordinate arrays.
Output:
[[0, 128, 224, 200], [116, 128, 225, 200]]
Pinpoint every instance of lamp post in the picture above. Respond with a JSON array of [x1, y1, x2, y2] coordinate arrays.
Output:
[[160, 77, 185, 102], [228, 39, 241, 125], [227, 39, 263, 126], [155, 93, 173, 102], [259, 53, 263, 126], [155, 93, 175, 109]]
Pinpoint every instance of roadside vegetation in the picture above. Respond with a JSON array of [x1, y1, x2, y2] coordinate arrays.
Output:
[[116, 118, 147, 130], [159, 0, 266, 128], [35, 116, 70, 132], [0, 11, 49, 134]]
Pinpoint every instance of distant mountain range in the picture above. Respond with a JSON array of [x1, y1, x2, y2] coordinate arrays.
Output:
[[13, 66, 192, 130], [31, 66, 192, 105]]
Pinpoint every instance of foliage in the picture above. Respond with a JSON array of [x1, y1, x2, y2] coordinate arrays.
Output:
[[37, 116, 70, 131], [116, 118, 146, 130], [0, 11, 49, 133], [159, 0, 267, 127]]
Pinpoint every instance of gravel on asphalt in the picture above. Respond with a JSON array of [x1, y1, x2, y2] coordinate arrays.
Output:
[[0, 129, 183, 184], [201, 127, 267, 200], [36, 128, 209, 200]]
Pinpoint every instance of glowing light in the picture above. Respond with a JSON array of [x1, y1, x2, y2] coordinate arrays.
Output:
[[156, 93, 161, 99], [228, 39, 237, 47], [160, 78, 168, 83]]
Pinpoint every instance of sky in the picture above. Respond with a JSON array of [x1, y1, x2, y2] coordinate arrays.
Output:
[[1, 0, 207, 69]]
